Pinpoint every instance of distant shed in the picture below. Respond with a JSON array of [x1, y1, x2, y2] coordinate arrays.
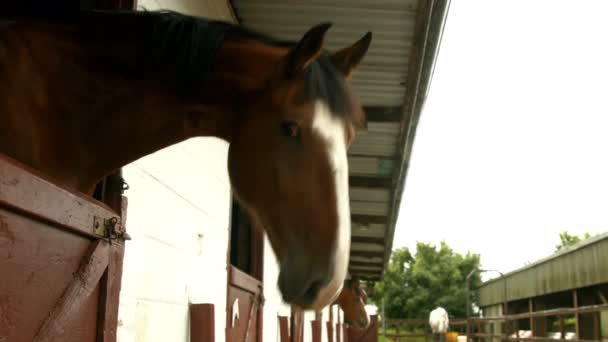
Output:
[[477, 232, 608, 339]]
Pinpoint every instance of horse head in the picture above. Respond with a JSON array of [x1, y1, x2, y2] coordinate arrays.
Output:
[[227, 23, 371, 310]]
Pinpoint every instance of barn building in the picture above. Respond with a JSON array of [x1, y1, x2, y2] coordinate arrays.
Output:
[[477, 232, 608, 341]]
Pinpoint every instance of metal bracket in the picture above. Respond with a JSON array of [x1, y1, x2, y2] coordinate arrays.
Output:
[[93, 216, 131, 241]]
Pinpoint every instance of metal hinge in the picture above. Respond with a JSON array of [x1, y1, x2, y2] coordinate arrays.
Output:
[[93, 216, 131, 242]]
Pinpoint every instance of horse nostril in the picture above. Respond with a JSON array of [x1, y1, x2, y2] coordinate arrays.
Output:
[[278, 268, 326, 308], [301, 278, 324, 304]]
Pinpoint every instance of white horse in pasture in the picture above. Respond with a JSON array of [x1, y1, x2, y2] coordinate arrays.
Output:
[[429, 307, 449, 342]]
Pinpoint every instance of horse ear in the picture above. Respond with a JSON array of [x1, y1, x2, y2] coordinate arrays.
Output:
[[331, 32, 372, 78], [286, 22, 332, 76]]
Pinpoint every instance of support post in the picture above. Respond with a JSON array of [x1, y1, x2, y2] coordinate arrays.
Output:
[[528, 298, 534, 336], [278, 316, 290, 342], [190, 304, 215, 342], [466, 271, 472, 341], [573, 289, 580, 339], [382, 297, 387, 339]]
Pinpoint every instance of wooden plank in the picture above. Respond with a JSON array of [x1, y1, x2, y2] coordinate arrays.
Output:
[[191, 304, 215, 342], [326, 321, 334, 342], [0, 208, 100, 341], [468, 303, 608, 320], [34, 239, 110, 342], [0, 154, 120, 239], [311, 319, 322, 342], [229, 265, 262, 294], [278, 316, 290, 342]]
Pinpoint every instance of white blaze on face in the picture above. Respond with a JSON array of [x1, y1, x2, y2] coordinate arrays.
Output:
[[310, 101, 351, 309]]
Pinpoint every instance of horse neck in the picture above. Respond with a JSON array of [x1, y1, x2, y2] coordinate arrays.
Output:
[[2, 19, 284, 194]]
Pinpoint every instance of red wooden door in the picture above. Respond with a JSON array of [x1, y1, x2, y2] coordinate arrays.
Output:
[[226, 266, 264, 342], [226, 200, 265, 341], [347, 315, 379, 342], [0, 155, 129, 342]]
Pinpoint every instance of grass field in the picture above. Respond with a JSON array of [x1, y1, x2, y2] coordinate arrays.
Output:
[[378, 335, 426, 342], [378, 327, 427, 342]]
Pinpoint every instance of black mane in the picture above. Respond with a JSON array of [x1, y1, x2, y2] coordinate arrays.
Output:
[[6, 8, 355, 119], [137, 10, 355, 120]]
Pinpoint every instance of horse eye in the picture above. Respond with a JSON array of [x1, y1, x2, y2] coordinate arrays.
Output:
[[280, 120, 300, 138]]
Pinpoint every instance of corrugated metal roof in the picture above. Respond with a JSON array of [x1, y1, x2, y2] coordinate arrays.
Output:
[[231, 0, 450, 280], [350, 125, 400, 157], [350, 188, 391, 202], [232, 0, 415, 107], [348, 157, 395, 177], [352, 223, 386, 238]]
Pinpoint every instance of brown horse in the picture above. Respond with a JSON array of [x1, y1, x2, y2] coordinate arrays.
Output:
[[335, 277, 370, 328], [0, 10, 371, 310]]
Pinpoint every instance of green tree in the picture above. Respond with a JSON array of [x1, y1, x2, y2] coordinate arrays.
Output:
[[555, 230, 592, 251], [371, 241, 481, 319]]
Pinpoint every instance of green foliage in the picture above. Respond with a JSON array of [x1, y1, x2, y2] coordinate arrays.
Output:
[[555, 230, 592, 251], [371, 241, 481, 320]]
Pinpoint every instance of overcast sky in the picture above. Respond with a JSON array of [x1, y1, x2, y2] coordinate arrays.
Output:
[[392, 0, 608, 279]]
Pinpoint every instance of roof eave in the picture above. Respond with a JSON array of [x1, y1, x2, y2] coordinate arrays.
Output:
[[382, 0, 452, 275]]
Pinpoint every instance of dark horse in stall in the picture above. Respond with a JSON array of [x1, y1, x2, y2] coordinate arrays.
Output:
[[0, 10, 372, 309]]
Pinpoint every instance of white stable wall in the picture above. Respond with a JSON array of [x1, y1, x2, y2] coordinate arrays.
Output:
[[117, 138, 233, 341]]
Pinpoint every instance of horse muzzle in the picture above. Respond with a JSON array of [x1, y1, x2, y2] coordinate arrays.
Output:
[[277, 254, 331, 308]]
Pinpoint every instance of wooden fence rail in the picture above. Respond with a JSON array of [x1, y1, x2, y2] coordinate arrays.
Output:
[[381, 303, 608, 341]]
